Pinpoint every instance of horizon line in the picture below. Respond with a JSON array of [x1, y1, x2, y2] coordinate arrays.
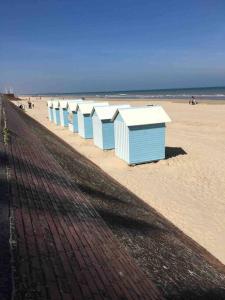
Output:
[[17, 85, 225, 96]]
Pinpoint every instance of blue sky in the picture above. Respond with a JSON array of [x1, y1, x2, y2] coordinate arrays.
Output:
[[0, 0, 225, 93]]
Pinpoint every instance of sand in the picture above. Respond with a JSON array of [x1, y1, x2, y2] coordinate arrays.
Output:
[[15, 96, 225, 265]]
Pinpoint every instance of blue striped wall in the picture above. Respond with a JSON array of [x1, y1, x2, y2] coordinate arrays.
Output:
[[60, 108, 69, 127], [71, 112, 79, 132], [78, 111, 93, 139], [102, 121, 115, 150], [83, 115, 93, 139], [53, 108, 61, 126], [129, 123, 165, 164], [93, 112, 117, 150]]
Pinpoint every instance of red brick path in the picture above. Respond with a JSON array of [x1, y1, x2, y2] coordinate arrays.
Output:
[[3, 100, 163, 299]]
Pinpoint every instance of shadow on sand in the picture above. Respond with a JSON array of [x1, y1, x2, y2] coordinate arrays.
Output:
[[165, 146, 187, 159]]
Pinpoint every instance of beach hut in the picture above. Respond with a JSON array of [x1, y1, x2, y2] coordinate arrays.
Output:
[[91, 105, 130, 150], [53, 100, 61, 125], [112, 106, 171, 164], [77, 102, 109, 139], [47, 100, 54, 122], [59, 99, 83, 127], [68, 100, 92, 133]]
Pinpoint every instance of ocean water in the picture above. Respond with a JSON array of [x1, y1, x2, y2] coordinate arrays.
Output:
[[33, 86, 225, 100]]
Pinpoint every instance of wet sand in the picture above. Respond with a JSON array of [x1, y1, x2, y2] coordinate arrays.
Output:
[[15, 96, 225, 264]]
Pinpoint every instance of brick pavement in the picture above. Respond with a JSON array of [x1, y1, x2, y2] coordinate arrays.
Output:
[[2, 98, 163, 300]]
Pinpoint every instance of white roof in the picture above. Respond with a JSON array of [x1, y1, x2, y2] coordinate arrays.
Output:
[[59, 100, 68, 109], [91, 104, 130, 120], [53, 100, 60, 108], [68, 100, 93, 112], [112, 106, 171, 126], [64, 99, 84, 104], [47, 100, 53, 108], [51, 98, 60, 101], [59, 99, 84, 109], [64, 98, 83, 102], [78, 102, 109, 115]]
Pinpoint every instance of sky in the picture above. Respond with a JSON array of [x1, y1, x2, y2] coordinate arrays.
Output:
[[0, 0, 225, 94]]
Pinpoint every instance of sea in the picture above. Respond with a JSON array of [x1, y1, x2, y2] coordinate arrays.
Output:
[[31, 86, 225, 100]]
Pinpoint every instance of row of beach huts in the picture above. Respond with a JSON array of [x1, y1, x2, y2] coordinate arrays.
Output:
[[47, 99, 171, 165]]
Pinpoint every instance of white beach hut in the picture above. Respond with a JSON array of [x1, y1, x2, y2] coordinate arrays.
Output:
[[91, 105, 130, 150], [77, 102, 109, 139], [68, 100, 93, 133], [112, 106, 171, 164]]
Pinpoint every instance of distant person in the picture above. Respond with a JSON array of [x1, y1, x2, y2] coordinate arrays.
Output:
[[189, 96, 197, 105], [32, 103, 34, 108], [189, 96, 194, 104], [28, 99, 32, 109]]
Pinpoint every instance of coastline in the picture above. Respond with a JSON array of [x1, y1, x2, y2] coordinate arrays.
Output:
[[18, 95, 225, 104]]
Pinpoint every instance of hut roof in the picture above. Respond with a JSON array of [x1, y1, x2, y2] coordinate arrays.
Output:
[[78, 102, 109, 115], [68, 100, 93, 112], [91, 104, 130, 120], [52, 101, 60, 108], [112, 106, 171, 126], [65, 99, 84, 105], [59, 100, 68, 109], [64, 98, 83, 102], [59, 99, 83, 109], [47, 101, 53, 108]]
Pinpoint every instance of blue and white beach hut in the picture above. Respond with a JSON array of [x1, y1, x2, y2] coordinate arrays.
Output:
[[53, 100, 61, 125], [77, 102, 109, 139], [59, 99, 83, 127], [68, 100, 92, 133], [112, 106, 171, 164], [91, 105, 130, 150], [47, 100, 54, 122]]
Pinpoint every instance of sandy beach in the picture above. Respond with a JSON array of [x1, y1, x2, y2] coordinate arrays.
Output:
[[15, 97, 225, 265]]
